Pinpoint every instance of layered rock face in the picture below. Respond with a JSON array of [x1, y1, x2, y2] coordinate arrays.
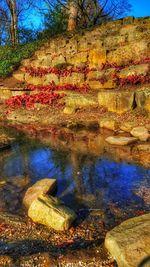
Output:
[[1, 16, 150, 114]]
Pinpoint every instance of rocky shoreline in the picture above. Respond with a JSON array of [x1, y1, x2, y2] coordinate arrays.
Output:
[[0, 121, 149, 266]]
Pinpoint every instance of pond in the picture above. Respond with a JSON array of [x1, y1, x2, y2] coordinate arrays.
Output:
[[0, 125, 150, 227]]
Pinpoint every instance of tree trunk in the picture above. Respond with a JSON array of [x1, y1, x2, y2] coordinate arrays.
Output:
[[67, 0, 78, 31], [6, 0, 18, 47]]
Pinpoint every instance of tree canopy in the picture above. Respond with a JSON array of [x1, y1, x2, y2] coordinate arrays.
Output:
[[0, 0, 132, 46]]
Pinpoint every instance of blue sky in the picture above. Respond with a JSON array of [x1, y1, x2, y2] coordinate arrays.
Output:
[[25, 0, 150, 30], [129, 0, 150, 17]]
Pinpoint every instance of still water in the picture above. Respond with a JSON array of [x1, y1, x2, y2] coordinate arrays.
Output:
[[0, 127, 150, 221]]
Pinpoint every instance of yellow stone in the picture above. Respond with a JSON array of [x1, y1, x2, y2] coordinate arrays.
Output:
[[88, 48, 106, 68], [24, 73, 45, 86], [68, 51, 88, 64], [88, 80, 115, 90], [63, 106, 76, 114], [98, 90, 135, 113], [99, 118, 119, 131], [23, 178, 57, 209], [144, 97, 150, 113]]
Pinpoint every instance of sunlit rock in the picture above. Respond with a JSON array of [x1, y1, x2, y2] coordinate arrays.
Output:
[[105, 136, 138, 145], [120, 121, 137, 132], [88, 48, 106, 68], [99, 118, 119, 131], [98, 90, 134, 113], [63, 106, 76, 114], [118, 64, 149, 79], [0, 256, 13, 266], [105, 213, 150, 267], [23, 178, 57, 209], [130, 126, 149, 141], [28, 195, 77, 231]]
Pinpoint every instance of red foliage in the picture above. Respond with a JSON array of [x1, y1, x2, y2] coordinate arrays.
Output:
[[6, 91, 64, 109], [113, 73, 150, 87], [27, 82, 90, 93], [25, 65, 90, 77], [102, 57, 150, 70], [90, 75, 108, 84]]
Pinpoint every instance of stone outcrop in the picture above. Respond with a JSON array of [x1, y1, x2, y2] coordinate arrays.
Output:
[[23, 178, 57, 209], [105, 213, 150, 267], [28, 194, 77, 231], [98, 90, 135, 113], [0, 16, 150, 115]]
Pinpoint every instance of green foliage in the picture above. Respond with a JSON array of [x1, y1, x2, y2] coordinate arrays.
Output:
[[18, 27, 38, 44], [39, 4, 68, 39], [0, 40, 44, 78]]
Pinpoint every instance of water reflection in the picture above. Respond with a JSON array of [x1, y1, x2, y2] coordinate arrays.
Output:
[[0, 136, 149, 216]]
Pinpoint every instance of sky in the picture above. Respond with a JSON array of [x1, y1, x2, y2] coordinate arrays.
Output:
[[129, 0, 150, 17]]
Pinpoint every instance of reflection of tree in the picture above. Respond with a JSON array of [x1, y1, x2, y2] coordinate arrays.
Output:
[[51, 149, 70, 176], [70, 152, 97, 196]]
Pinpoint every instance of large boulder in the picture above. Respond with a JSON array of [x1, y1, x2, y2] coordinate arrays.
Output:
[[98, 90, 135, 113], [28, 195, 77, 231], [105, 213, 150, 267], [23, 178, 57, 209]]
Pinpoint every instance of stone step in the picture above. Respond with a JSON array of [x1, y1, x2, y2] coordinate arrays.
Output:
[[98, 87, 150, 114]]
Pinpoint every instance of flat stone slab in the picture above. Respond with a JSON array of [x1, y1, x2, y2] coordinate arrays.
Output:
[[105, 213, 150, 267], [105, 136, 138, 145]]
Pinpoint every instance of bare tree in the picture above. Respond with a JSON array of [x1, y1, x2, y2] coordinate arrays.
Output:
[[0, 7, 9, 44], [67, 0, 79, 31], [41, 0, 131, 30], [0, 0, 35, 46], [6, 0, 18, 46]]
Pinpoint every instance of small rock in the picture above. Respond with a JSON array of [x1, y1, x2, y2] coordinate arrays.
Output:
[[136, 144, 150, 152], [105, 136, 138, 145], [0, 180, 6, 187], [130, 126, 149, 141], [120, 121, 137, 132], [63, 106, 76, 114], [23, 178, 57, 209], [0, 255, 14, 267], [28, 194, 77, 231], [99, 118, 119, 131]]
